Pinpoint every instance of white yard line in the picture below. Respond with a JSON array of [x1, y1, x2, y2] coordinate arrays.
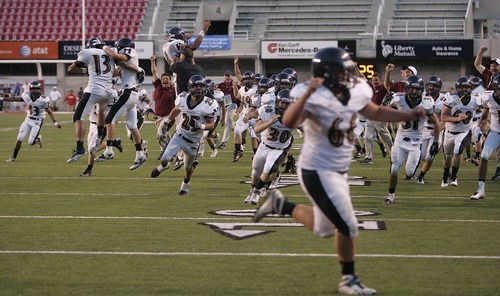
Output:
[[0, 250, 498, 259]]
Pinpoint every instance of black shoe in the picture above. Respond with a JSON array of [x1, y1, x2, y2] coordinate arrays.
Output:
[[232, 150, 243, 162], [113, 138, 123, 153], [79, 170, 91, 177], [381, 147, 388, 158]]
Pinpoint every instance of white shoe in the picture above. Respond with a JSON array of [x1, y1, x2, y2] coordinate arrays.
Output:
[[249, 191, 260, 205], [383, 193, 395, 204], [243, 194, 252, 204], [338, 274, 376, 295], [470, 191, 485, 200], [417, 177, 425, 184], [91, 136, 103, 153], [67, 148, 87, 163], [95, 151, 115, 162], [179, 181, 190, 196], [450, 178, 458, 186], [253, 189, 286, 222], [210, 149, 218, 158], [214, 133, 220, 148], [6, 157, 16, 162], [441, 180, 449, 188], [130, 152, 147, 170]]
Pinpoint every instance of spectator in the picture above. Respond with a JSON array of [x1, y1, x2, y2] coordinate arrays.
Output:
[[12, 82, 21, 96], [2, 84, 12, 112], [12, 82, 23, 112], [384, 64, 417, 92], [217, 69, 238, 149], [21, 80, 30, 93], [474, 46, 500, 90], [64, 89, 78, 111], [170, 48, 204, 93], [48, 86, 62, 111]]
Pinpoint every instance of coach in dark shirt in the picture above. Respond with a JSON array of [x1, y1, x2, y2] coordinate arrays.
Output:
[[170, 48, 204, 93]]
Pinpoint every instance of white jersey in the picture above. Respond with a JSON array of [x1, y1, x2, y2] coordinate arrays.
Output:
[[22, 92, 50, 120], [162, 40, 184, 61], [118, 47, 140, 89], [443, 93, 481, 133], [212, 90, 224, 117], [390, 93, 435, 143], [422, 93, 445, 139], [76, 48, 115, 95], [480, 91, 500, 133], [175, 92, 216, 143], [238, 85, 257, 117], [291, 78, 373, 171], [258, 105, 293, 149], [260, 91, 276, 106]]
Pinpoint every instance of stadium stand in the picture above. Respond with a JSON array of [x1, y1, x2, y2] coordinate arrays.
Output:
[[0, 0, 148, 41]]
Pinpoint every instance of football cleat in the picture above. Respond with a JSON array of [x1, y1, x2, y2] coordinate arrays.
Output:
[[191, 159, 199, 170], [381, 147, 388, 158], [130, 153, 147, 170], [113, 138, 123, 153], [142, 140, 149, 157], [35, 135, 43, 148], [441, 180, 449, 188], [243, 193, 252, 204], [491, 167, 500, 180], [359, 158, 373, 165], [470, 191, 485, 200], [450, 178, 458, 187], [383, 193, 395, 204], [91, 136, 103, 153], [469, 157, 479, 166], [94, 151, 115, 162], [338, 274, 376, 295], [210, 148, 218, 158], [249, 191, 261, 205], [218, 142, 226, 149], [173, 159, 184, 171], [214, 133, 220, 148], [79, 170, 92, 177], [232, 150, 243, 162], [150, 163, 170, 178], [253, 189, 286, 222], [417, 176, 425, 185], [67, 148, 87, 163], [5, 157, 16, 162], [179, 181, 190, 196]]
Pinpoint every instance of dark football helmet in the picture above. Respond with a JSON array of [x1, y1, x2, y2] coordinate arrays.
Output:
[[282, 68, 298, 86], [312, 47, 355, 91], [242, 71, 255, 88], [188, 75, 207, 98], [404, 75, 424, 106], [205, 79, 215, 94], [86, 37, 104, 49], [29, 81, 42, 100], [274, 72, 292, 92], [116, 38, 135, 51], [469, 76, 483, 88], [269, 74, 277, 87], [168, 27, 187, 42], [425, 75, 442, 96], [492, 74, 500, 90], [455, 76, 472, 97], [276, 89, 291, 115], [254, 73, 263, 84], [258, 78, 271, 95]]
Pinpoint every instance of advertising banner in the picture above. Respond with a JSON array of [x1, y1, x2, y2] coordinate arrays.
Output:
[[59, 40, 154, 60], [0, 42, 59, 59], [376, 40, 473, 59], [188, 35, 231, 50], [261, 41, 338, 59]]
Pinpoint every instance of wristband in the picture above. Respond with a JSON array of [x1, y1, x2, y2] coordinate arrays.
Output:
[[200, 124, 206, 130], [199, 30, 205, 37], [54, 122, 59, 126]]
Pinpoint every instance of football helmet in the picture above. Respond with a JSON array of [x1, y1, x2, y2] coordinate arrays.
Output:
[[282, 68, 298, 86], [404, 75, 424, 106], [274, 72, 293, 92], [116, 38, 135, 51], [29, 81, 42, 100], [242, 71, 255, 88], [425, 75, 442, 96], [254, 73, 263, 84], [311, 47, 355, 91], [86, 37, 104, 49], [469, 76, 483, 88], [455, 76, 472, 98], [276, 89, 291, 115], [269, 74, 277, 87], [258, 78, 272, 95], [188, 75, 207, 98], [167, 27, 187, 42], [205, 79, 215, 94]]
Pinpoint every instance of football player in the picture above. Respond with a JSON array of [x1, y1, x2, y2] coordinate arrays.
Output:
[[150, 75, 216, 196], [254, 47, 426, 296], [232, 71, 257, 162], [202, 79, 225, 158], [440, 76, 481, 187], [470, 74, 500, 200], [101, 38, 148, 170], [244, 89, 293, 205], [384, 75, 440, 204], [162, 20, 211, 66], [67, 37, 117, 163], [416, 75, 446, 184], [5, 81, 62, 162]]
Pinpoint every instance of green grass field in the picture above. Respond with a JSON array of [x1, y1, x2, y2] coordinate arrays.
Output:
[[1, 113, 499, 296]]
